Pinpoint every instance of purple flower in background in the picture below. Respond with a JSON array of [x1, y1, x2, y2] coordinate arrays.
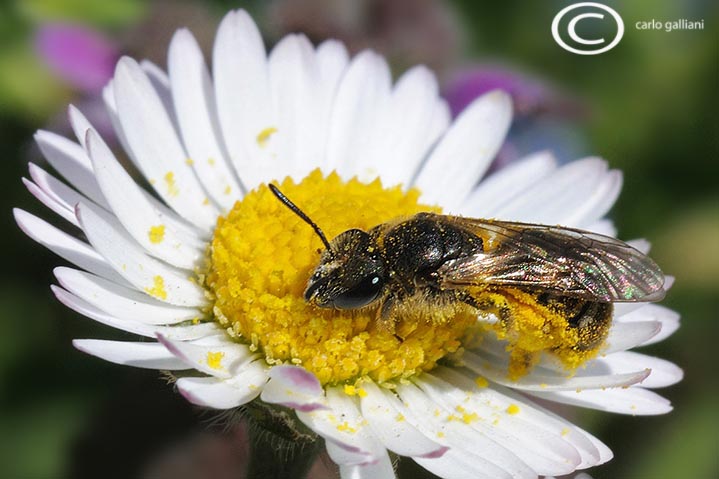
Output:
[[35, 23, 119, 94], [445, 65, 588, 169], [445, 66, 555, 118]]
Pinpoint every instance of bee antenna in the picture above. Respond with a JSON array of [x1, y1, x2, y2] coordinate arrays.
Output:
[[268, 184, 333, 252]]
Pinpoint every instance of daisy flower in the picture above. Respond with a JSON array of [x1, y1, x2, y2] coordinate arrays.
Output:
[[16, 9, 682, 479]]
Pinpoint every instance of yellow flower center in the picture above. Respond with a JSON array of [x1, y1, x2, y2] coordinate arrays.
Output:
[[206, 169, 479, 385]]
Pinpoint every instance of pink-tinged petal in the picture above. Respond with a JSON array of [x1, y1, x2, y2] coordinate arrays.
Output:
[[176, 360, 268, 409], [260, 365, 329, 412], [338, 448, 395, 479], [35, 23, 118, 93]]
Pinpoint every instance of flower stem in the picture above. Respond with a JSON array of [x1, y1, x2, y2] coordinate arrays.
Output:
[[246, 424, 322, 479]]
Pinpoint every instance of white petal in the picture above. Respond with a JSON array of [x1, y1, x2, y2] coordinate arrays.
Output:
[[603, 320, 663, 354], [85, 128, 205, 269], [260, 365, 329, 412], [394, 382, 533, 479], [168, 29, 242, 210], [568, 170, 623, 228], [73, 339, 189, 370], [530, 387, 673, 415], [55, 267, 201, 325], [460, 151, 558, 217], [23, 176, 79, 226], [34, 130, 110, 209], [212, 9, 273, 190], [14, 208, 127, 285], [462, 349, 650, 391], [414, 373, 582, 476], [326, 50, 392, 180], [615, 304, 680, 345], [492, 158, 616, 226], [584, 219, 617, 236], [365, 65, 443, 187], [414, 90, 512, 211], [113, 57, 218, 230], [268, 34, 323, 181], [338, 449, 395, 479], [101, 81, 135, 161], [414, 448, 509, 479], [597, 351, 683, 388], [52, 285, 218, 340], [140, 59, 181, 137], [29, 163, 105, 227], [156, 334, 255, 379], [297, 387, 385, 465], [176, 360, 268, 409], [76, 202, 207, 307], [314, 40, 349, 173], [360, 380, 448, 458]]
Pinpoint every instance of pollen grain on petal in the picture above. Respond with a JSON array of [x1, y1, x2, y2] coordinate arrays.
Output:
[[164, 171, 179, 197], [145, 275, 167, 300], [256, 127, 278, 148], [206, 351, 225, 370], [148, 224, 166, 244]]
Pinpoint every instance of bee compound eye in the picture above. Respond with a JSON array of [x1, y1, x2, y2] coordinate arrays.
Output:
[[332, 275, 383, 310]]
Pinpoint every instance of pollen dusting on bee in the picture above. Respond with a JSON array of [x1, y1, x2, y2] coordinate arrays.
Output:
[[468, 286, 611, 379]]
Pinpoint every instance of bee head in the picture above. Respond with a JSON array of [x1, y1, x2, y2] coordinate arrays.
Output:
[[305, 229, 386, 309], [268, 184, 386, 310]]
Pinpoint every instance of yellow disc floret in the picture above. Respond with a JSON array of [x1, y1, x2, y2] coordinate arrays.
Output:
[[206, 169, 479, 385]]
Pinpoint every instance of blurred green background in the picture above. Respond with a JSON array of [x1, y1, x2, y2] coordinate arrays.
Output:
[[1, 0, 717, 478]]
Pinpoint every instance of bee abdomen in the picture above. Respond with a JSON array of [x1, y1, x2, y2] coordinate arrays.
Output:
[[563, 299, 613, 351]]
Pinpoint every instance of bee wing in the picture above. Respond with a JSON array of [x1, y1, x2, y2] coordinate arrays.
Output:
[[438, 218, 666, 302]]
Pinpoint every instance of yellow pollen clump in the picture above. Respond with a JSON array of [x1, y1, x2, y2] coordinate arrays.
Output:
[[145, 275, 167, 300], [206, 351, 225, 370], [336, 422, 357, 433], [164, 171, 179, 197], [506, 404, 520, 415], [256, 127, 278, 148], [148, 224, 166, 244], [206, 169, 481, 386], [462, 412, 479, 424], [475, 376, 489, 388]]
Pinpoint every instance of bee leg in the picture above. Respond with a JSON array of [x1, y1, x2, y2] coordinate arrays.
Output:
[[375, 294, 398, 334]]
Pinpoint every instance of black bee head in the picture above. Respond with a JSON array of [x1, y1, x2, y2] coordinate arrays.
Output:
[[305, 229, 386, 310]]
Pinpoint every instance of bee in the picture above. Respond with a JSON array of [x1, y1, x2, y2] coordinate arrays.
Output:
[[268, 185, 665, 351]]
